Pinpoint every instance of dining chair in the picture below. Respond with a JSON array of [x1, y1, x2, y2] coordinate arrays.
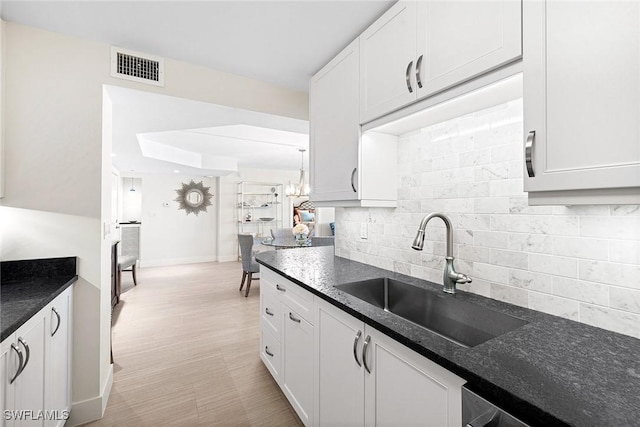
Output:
[[270, 228, 291, 239], [117, 227, 139, 295], [238, 234, 260, 297]]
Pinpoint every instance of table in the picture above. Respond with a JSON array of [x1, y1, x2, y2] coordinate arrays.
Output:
[[260, 236, 312, 249]]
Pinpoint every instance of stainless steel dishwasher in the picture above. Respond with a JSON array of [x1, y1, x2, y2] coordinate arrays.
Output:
[[462, 386, 530, 427]]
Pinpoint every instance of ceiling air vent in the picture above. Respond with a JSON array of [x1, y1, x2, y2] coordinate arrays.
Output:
[[110, 47, 164, 87]]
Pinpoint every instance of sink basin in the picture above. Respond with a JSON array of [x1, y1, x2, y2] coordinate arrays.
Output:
[[336, 278, 528, 347]]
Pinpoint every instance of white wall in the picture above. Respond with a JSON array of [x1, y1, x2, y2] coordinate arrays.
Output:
[[121, 177, 142, 222], [218, 167, 301, 262], [335, 99, 640, 340], [1, 22, 308, 425], [139, 174, 216, 267]]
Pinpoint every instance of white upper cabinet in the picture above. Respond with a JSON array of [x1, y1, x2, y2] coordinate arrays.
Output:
[[523, 0, 640, 204], [310, 39, 361, 203], [360, 0, 522, 124], [360, 1, 418, 123], [416, 1, 522, 97], [310, 39, 398, 207]]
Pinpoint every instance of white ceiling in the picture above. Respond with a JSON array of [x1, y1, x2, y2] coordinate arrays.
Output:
[[3, 1, 394, 175], [1, 0, 394, 92], [106, 85, 310, 176]]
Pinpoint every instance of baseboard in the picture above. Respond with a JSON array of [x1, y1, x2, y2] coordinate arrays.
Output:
[[217, 255, 238, 263], [140, 255, 216, 268], [66, 364, 113, 426]]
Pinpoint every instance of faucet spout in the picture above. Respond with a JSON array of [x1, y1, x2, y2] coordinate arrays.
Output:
[[411, 213, 453, 256], [411, 213, 471, 294]]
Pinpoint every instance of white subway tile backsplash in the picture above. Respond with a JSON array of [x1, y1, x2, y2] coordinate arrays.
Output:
[[581, 217, 640, 240], [579, 304, 640, 339], [474, 197, 510, 214], [473, 262, 509, 283], [552, 236, 609, 261], [528, 293, 580, 321], [474, 230, 509, 249], [474, 164, 510, 181], [509, 269, 553, 293], [611, 205, 640, 216], [508, 196, 554, 215], [491, 143, 521, 163], [335, 98, 640, 339], [579, 260, 640, 290], [552, 277, 609, 306], [490, 283, 528, 307], [489, 249, 528, 270], [508, 233, 553, 254], [529, 254, 578, 278], [460, 148, 492, 167], [489, 178, 523, 197], [609, 240, 640, 265], [457, 245, 490, 263], [609, 287, 640, 315]]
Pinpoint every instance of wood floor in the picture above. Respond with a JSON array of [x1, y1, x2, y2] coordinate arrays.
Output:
[[83, 261, 303, 427]]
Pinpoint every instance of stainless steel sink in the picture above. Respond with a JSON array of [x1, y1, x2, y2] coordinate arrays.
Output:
[[336, 277, 528, 347]]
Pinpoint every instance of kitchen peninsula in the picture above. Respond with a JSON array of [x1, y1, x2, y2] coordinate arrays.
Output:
[[256, 247, 640, 426]]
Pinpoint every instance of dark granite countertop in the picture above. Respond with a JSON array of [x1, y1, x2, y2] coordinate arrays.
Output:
[[256, 247, 640, 427], [1, 257, 77, 341]]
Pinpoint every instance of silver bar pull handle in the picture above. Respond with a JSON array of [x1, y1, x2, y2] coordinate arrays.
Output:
[[351, 168, 357, 193], [276, 284, 286, 292], [9, 344, 23, 384], [264, 346, 274, 357], [525, 131, 535, 177], [265, 307, 274, 317], [353, 330, 362, 367], [51, 307, 62, 337], [416, 55, 423, 88], [17, 338, 30, 376], [405, 61, 414, 93], [362, 335, 371, 374], [289, 312, 301, 323]]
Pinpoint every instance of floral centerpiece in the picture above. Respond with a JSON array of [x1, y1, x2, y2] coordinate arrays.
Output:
[[292, 223, 310, 242]]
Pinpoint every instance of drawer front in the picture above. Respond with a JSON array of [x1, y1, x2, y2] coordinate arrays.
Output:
[[262, 269, 314, 324], [260, 328, 281, 383], [261, 287, 281, 338]]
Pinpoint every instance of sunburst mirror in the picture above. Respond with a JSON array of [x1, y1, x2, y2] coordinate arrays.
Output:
[[175, 180, 214, 216]]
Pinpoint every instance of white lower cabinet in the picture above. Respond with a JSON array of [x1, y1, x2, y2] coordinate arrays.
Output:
[[2, 310, 46, 427], [315, 298, 465, 427], [1, 287, 73, 427], [364, 328, 465, 427], [314, 299, 365, 426], [260, 269, 315, 426], [260, 271, 465, 427], [281, 308, 314, 426], [44, 288, 72, 427]]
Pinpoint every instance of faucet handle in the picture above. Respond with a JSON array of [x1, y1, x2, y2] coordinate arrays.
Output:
[[455, 273, 472, 284]]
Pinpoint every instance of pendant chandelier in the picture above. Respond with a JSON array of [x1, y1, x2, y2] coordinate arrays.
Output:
[[286, 149, 310, 197]]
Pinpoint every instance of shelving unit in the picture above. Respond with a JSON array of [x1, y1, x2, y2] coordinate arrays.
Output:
[[237, 181, 283, 239]]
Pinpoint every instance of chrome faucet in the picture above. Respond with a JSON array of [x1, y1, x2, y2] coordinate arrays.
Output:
[[411, 213, 471, 294]]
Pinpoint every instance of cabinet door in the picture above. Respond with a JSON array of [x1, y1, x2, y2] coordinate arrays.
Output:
[[363, 328, 465, 427], [310, 39, 360, 203], [260, 328, 281, 383], [360, 1, 417, 123], [1, 337, 17, 427], [524, 0, 640, 194], [314, 299, 365, 427], [416, 0, 521, 98], [13, 315, 46, 427], [281, 307, 314, 426], [44, 288, 72, 427]]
